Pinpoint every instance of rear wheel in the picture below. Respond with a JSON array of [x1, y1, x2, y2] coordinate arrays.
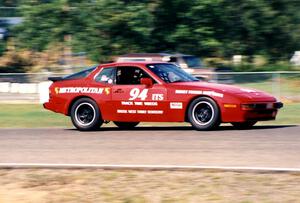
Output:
[[187, 97, 220, 130], [231, 121, 257, 129], [70, 98, 103, 131], [113, 122, 139, 129]]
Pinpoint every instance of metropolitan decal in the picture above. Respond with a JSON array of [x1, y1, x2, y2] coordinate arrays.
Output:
[[55, 87, 110, 95]]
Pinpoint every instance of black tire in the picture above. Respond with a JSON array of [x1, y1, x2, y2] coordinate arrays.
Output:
[[113, 121, 139, 129], [231, 121, 257, 129], [70, 98, 103, 131], [187, 97, 220, 130]]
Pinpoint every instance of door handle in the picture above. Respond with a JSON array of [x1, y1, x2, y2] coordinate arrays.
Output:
[[114, 88, 124, 93]]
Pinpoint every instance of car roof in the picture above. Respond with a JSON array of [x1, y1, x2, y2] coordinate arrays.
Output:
[[100, 61, 170, 67]]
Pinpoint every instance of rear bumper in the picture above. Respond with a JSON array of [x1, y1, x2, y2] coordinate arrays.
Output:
[[43, 101, 62, 114], [43, 102, 50, 110]]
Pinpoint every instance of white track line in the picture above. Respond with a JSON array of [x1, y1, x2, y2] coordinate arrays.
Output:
[[1, 163, 300, 172]]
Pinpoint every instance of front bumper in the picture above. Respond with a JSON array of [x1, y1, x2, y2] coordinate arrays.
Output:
[[241, 102, 283, 121], [274, 102, 284, 109], [241, 102, 283, 110], [222, 101, 283, 122]]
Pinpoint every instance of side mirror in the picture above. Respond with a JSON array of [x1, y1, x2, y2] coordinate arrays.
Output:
[[140, 78, 153, 88]]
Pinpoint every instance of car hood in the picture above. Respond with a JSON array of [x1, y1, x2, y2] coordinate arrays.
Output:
[[170, 82, 276, 101]]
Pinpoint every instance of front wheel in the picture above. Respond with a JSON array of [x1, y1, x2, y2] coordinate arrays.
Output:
[[187, 97, 220, 131], [70, 98, 103, 131], [231, 121, 257, 129], [113, 122, 139, 129]]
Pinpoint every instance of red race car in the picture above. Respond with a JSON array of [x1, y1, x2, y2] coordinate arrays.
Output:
[[44, 62, 283, 131]]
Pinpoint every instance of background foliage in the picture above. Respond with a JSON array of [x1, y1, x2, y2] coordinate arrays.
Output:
[[1, 0, 300, 63]]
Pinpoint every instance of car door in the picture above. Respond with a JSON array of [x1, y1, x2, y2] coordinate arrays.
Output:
[[111, 66, 168, 122], [89, 66, 115, 120]]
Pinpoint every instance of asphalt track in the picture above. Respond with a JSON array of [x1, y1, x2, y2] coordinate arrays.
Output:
[[0, 125, 300, 169]]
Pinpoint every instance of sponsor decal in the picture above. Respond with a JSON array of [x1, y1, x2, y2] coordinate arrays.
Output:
[[121, 101, 158, 106], [129, 88, 148, 100], [152, 94, 164, 100], [240, 88, 256, 93], [147, 110, 163, 114], [144, 102, 158, 106], [55, 87, 59, 94], [170, 102, 183, 109], [117, 109, 163, 114], [137, 110, 147, 114], [117, 109, 127, 114], [128, 110, 137, 114], [121, 101, 134, 105], [56, 87, 106, 94], [188, 90, 203, 94], [104, 87, 111, 95], [175, 90, 188, 94], [175, 89, 223, 98]]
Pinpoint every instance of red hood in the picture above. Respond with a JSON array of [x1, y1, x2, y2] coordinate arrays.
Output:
[[169, 82, 276, 101]]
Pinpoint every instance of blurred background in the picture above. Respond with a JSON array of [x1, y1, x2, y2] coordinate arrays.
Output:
[[1, 2, 300, 202], [0, 0, 299, 123]]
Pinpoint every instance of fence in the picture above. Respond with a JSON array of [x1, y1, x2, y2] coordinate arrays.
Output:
[[0, 71, 300, 103], [196, 71, 300, 102], [0, 72, 64, 103]]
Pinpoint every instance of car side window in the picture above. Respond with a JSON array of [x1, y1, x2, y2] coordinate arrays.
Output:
[[95, 67, 115, 84], [116, 66, 154, 85]]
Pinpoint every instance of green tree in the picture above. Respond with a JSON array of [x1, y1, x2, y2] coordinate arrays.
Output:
[[14, 0, 153, 62], [0, 41, 6, 56], [168, 0, 223, 56], [72, 0, 153, 61], [217, 0, 300, 60], [12, 0, 300, 62], [14, 0, 75, 51]]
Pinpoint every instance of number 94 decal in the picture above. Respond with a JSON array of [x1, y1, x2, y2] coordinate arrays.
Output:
[[129, 88, 164, 101]]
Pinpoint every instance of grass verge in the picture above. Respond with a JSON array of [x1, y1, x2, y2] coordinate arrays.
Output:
[[0, 103, 299, 128], [0, 169, 300, 203]]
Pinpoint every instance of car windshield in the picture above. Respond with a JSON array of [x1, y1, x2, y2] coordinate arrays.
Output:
[[182, 56, 202, 68], [146, 63, 199, 83]]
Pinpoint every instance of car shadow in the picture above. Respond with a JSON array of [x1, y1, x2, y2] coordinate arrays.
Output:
[[66, 124, 297, 132]]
